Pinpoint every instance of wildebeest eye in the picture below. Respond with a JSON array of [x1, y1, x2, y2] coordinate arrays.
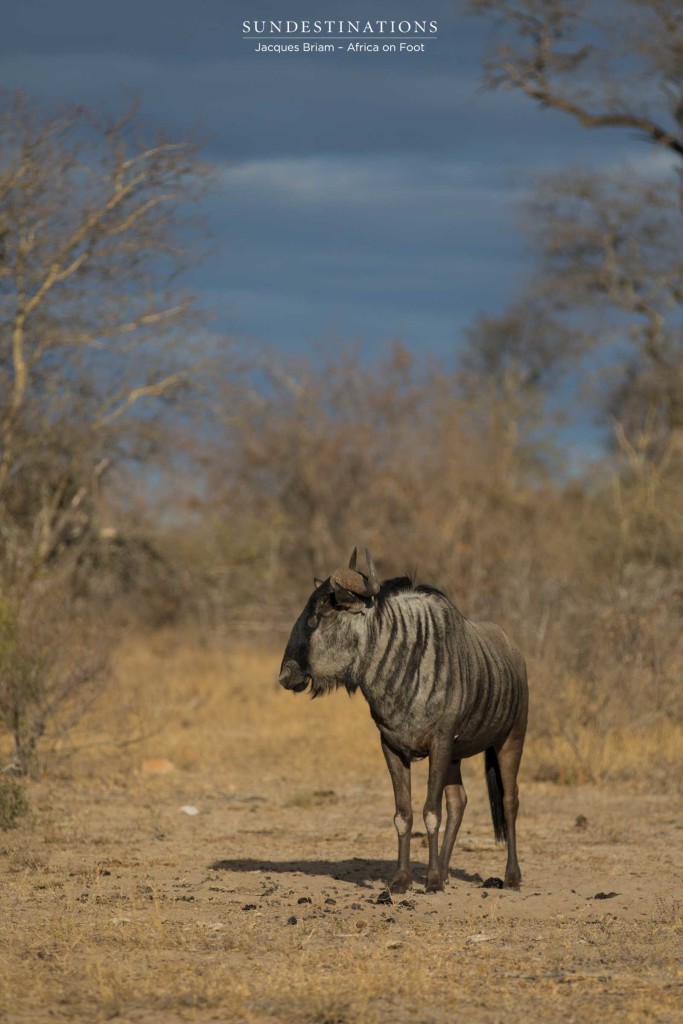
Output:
[[312, 595, 337, 624]]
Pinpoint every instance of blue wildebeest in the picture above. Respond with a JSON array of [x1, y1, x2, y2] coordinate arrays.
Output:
[[279, 549, 528, 894]]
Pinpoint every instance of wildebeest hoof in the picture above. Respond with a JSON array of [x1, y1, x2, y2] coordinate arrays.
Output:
[[504, 872, 521, 890], [425, 870, 444, 893], [389, 871, 412, 895]]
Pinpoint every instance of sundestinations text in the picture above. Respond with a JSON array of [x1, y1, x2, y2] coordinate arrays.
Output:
[[243, 20, 438, 35]]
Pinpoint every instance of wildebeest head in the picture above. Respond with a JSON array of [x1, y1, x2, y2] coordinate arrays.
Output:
[[279, 548, 380, 697]]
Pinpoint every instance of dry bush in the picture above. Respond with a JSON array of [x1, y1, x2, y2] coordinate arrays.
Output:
[[0, 577, 111, 776], [192, 344, 562, 629]]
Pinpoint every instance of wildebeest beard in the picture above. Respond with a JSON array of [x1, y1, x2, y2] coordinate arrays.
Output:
[[309, 672, 358, 698]]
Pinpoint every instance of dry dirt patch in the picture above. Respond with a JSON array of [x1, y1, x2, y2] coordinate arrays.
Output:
[[1, 642, 681, 1023]]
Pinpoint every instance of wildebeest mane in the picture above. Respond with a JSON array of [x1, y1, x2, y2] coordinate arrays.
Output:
[[377, 575, 452, 606]]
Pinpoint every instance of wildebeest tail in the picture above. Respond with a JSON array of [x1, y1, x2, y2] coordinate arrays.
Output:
[[485, 747, 507, 843]]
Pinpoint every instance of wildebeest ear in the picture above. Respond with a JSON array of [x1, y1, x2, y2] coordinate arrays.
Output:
[[332, 580, 367, 613], [313, 577, 324, 588]]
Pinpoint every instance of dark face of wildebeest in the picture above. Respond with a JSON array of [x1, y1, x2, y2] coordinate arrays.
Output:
[[278, 549, 380, 697]]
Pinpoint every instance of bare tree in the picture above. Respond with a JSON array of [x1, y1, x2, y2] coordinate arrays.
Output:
[[0, 93, 207, 584], [527, 170, 683, 454], [469, 0, 683, 540], [0, 94, 214, 772], [468, 1, 683, 176]]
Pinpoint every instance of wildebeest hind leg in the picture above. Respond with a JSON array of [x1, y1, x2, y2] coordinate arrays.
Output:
[[438, 759, 467, 883], [381, 738, 413, 894], [496, 722, 526, 889]]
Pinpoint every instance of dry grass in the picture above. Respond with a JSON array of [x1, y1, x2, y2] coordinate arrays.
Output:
[[53, 637, 683, 788], [530, 715, 683, 785], [1, 636, 682, 1023]]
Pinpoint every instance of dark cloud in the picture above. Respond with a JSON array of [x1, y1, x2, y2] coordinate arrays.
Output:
[[0, 0, 648, 361]]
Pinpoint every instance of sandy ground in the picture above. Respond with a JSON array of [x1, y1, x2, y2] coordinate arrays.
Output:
[[0, 643, 681, 1023]]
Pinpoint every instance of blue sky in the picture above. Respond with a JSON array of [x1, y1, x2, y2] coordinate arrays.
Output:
[[0, 0, 654, 367]]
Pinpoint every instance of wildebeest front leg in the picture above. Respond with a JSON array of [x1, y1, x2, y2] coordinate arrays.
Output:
[[438, 759, 467, 884], [424, 736, 453, 893], [381, 738, 413, 894]]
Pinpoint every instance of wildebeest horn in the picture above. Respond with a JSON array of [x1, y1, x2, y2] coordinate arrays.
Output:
[[348, 547, 357, 571], [364, 549, 380, 596]]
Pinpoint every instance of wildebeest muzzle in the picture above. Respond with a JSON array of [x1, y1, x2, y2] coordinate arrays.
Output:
[[279, 660, 309, 692]]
